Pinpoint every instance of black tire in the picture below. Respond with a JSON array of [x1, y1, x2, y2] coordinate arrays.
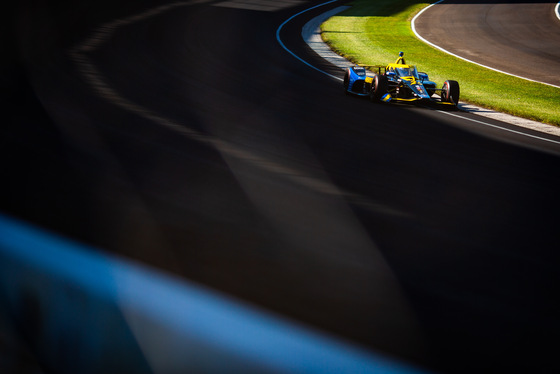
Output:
[[441, 80, 460, 105], [369, 74, 388, 102], [343, 69, 350, 94]]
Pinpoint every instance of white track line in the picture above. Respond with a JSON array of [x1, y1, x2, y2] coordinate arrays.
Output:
[[434, 110, 560, 146], [411, 1, 560, 89]]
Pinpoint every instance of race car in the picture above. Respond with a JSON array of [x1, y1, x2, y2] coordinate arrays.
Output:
[[343, 52, 460, 107]]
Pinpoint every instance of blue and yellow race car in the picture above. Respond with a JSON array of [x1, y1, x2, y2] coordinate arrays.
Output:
[[343, 52, 460, 107]]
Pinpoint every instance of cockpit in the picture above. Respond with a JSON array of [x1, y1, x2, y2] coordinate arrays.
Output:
[[395, 66, 419, 78]]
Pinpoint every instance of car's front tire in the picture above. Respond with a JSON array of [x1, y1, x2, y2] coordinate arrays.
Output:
[[441, 80, 460, 106], [369, 74, 388, 102]]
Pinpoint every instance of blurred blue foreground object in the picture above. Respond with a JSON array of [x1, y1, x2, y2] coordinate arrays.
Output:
[[0, 214, 432, 374]]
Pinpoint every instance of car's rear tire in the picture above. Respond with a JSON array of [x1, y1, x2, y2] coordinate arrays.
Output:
[[343, 69, 350, 94], [441, 80, 460, 105], [369, 74, 388, 102]]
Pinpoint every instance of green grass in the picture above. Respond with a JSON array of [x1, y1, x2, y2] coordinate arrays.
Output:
[[321, 0, 560, 126]]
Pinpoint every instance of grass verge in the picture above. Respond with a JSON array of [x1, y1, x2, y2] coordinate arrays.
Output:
[[321, 0, 560, 126]]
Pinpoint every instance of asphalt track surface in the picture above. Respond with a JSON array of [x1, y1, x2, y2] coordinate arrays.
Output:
[[414, 0, 560, 87], [2, 0, 560, 373]]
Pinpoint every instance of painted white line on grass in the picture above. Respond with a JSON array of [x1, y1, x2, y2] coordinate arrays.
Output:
[[411, 1, 560, 89], [436, 110, 560, 146]]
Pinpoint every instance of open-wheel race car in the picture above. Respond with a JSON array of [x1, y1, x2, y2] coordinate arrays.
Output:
[[343, 52, 460, 107]]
